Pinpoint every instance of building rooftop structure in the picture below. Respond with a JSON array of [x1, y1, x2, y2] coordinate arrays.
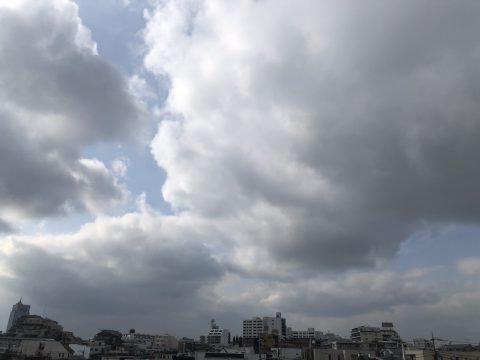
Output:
[[351, 322, 402, 348], [7, 315, 63, 340], [6, 299, 30, 333]]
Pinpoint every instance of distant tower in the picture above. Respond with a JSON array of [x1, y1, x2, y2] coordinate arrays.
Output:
[[6, 299, 30, 332]]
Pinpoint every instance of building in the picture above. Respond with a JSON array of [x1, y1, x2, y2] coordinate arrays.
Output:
[[18, 339, 72, 360], [155, 334, 179, 351], [285, 328, 325, 349], [207, 320, 230, 347], [69, 343, 91, 360], [350, 326, 382, 343], [243, 318, 264, 340], [380, 322, 402, 343], [288, 328, 324, 340], [350, 322, 402, 348], [242, 312, 286, 346], [0, 337, 21, 355], [313, 341, 376, 360], [7, 315, 64, 340], [271, 347, 302, 360], [263, 312, 286, 338], [412, 339, 433, 350], [89, 330, 123, 358], [6, 299, 30, 332]]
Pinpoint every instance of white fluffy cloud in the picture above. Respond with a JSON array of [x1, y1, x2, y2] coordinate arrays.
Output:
[[145, 0, 480, 272], [0, 0, 143, 226]]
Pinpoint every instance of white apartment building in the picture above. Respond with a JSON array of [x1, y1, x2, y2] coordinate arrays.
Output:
[[19, 340, 70, 360], [207, 328, 230, 347], [288, 328, 324, 340], [242, 312, 286, 339], [243, 317, 264, 339]]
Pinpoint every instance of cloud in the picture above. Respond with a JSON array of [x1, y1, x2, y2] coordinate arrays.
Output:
[[457, 257, 480, 275], [3, 0, 480, 341], [0, 208, 224, 336], [0, 219, 14, 234], [145, 0, 480, 272], [111, 158, 129, 178], [0, 0, 143, 225]]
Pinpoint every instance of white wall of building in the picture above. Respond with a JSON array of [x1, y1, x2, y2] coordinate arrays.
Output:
[[19, 340, 70, 360]]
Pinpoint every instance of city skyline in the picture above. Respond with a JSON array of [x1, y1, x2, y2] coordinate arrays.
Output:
[[0, 0, 480, 342], [0, 300, 469, 345]]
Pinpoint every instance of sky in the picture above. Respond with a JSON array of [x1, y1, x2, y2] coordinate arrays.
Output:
[[1, 0, 480, 343]]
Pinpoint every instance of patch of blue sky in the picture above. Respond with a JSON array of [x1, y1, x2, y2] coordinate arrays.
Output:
[[75, 0, 172, 214], [75, 0, 148, 71], [17, 213, 96, 236], [81, 142, 172, 214], [388, 224, 480, 279]]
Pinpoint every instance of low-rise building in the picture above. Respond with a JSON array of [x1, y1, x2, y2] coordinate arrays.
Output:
[[89, 330, 124, 358], [350, 326, 382, 343], [18, 339, 72, 360], [271, 347, 302, 360], [288, 328, 324, 341], [412, 339, 433, 350], [207, 329, 230, 347], [313, 341, 376, 360], [350, 322, 402, 350], [8, 314, 64, 340], [155, 334, 179, 351]]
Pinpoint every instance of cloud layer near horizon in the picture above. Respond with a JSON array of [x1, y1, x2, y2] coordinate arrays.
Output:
[[1, 0, 480, 341]]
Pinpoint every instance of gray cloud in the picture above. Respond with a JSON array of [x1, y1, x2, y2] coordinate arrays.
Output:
[[0, 0, 143, 223], [0, 210, 224, 337], [0, 218, 14, 234], [146, 0, 480, 272], [0, 1, 142, 144], [3, 0, 480, 341]]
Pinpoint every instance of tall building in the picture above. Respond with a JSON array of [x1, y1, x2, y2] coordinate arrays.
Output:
[[262, 312, 286, 338], [6, 299, 30, 332], [242, 312, 287, 346], [243, 317, 264, 339]]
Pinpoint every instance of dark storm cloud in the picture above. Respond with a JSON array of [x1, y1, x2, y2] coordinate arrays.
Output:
[[0, 0, 143, 220]]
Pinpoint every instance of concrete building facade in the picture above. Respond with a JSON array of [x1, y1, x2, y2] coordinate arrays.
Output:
[[18, 339, 71, 360], [207, 328, 230, 347], [350, 322, 401, 347], [243, 312, 286, 340]]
